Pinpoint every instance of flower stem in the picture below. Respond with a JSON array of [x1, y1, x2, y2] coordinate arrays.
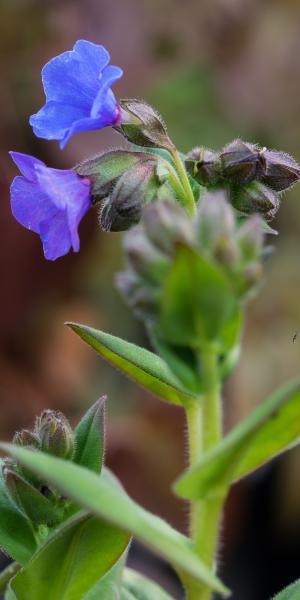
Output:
[[185, 345, 223, 600], [169, 148, 197, 217]]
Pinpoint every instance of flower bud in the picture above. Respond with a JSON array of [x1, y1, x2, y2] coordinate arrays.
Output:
[[185, 147, 221, 186], [259, 149, 300, 191], [75, 150, 155, 204], [142, 199, 194, 255], [124, 227, 169, 285], [116, 99, 174, 150], [231, 181, 280, 220], [236, 215, 265, 262], [13, 429, 40, 449], [100, 160, 160, 231], [116, 270, 159, 321], [220, 139, 260, 185], [36, 410, 74, 460], [196, 189, 237, 265]]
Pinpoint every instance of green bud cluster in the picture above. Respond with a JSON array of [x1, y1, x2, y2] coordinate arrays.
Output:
[[185, 140, 300, 220], [1, 399, 105, 533], [117, 193, 266, 326], [76, 149, 175, 232]]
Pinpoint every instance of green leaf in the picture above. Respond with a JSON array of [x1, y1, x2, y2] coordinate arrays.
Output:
[[4, 469, 62, 526], [83, 556, 126, 600], [66, 323, 196, 406], [272, 579, 300, 599], [121, 568, 175, 600], [8, 511, 130, 600], [0, 460, 37, 565], [175, 378, 300, 500], [2, 446, 229, 597], [73, 397, 105, 473], [159, 246, 237, 347]]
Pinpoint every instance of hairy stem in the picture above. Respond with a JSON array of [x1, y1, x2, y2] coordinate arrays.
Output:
[[185, 346, 223, 600]]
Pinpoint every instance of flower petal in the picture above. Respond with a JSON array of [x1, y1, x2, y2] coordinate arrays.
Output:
[[9, 152, 45, 182], [30, 102, 87, 141], [91, 65, 123, 119], [10, 176, 57, 233], [39, 210, 72, 260]]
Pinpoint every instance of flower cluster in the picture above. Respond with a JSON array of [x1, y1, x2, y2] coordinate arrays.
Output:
[[10, 40, 123, 260], [9, 39, 300, 263]]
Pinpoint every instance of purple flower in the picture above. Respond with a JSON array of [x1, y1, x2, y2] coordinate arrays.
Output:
[[10, 152, 92, 260], [29, 40, 123, 149]]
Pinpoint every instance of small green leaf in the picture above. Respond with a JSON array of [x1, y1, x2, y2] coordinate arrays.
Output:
[[175, 378, 300, 499], [4, 468, 62, 526], [272, 579, 300, 599], [8, 511, 130, 600], [0, 460, 37, 565], [2, 446, 229, 597], [66, 323, 196, 406], [73, 397, 105, 473], [159, 246, 237, 347], [121, 568, 175, 599]]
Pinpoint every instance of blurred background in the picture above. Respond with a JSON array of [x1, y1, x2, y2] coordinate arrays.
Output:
[[1, 0, 300, 598]]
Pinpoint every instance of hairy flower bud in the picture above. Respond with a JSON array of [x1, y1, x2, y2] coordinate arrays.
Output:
[[142, 199, 194, 255], [100, 159, 160, 231], [36, 410, 74, 460], [76, 150, 155, 204], [196, 189, 238, 265], [116, 99, 174, 150], [13, 430, 40, 449], [124, 227, 169, 285], [185, 147, 221, 186], [220, 139, 260, 185], [237, 215, 265, 263], [259, 149, 300, 191], [231, 181, 280, 220]]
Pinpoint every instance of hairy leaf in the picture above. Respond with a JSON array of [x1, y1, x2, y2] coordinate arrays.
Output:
[[175, 378, 300, 499], [67, 323, 196, 406], [73, 397, 105, 473], [7, 511, 130, 600], [1, 446, 229, 597], [0, 460, 36, 565]]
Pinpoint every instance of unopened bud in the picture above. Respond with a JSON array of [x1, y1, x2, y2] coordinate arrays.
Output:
[[259, 149, 300, 191], [116, 99, 174, 150], [185, 147, 221, 186], [237, 215, 265, 262], [36, 410, 74, 460], [76, 150, 155, 204], [116, 270, 159, 321], [124, 227, 169, 285], [13, 430, 40, 449], [196, 189, 238, 265], [143, 199, 194, 255], [221, 139, 260, 185], [100, 160, 159, 232], [231, 181, 280, 220]]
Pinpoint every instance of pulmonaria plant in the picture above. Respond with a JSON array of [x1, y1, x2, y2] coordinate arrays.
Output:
[[2, 39, 300, 600]]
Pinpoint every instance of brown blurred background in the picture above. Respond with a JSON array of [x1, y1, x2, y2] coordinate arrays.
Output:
[[1, 0, 300, 598]]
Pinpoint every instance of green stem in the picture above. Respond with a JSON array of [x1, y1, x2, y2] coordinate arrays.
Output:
[[0, 561, 21, 593], [185, 346, 223, 600], [163, 160, 190, 208], [169, 148, 196, 217]]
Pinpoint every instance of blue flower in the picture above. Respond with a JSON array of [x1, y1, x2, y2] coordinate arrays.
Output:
[[30, 40, 123, 149], [10, 152, 92, 260]]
